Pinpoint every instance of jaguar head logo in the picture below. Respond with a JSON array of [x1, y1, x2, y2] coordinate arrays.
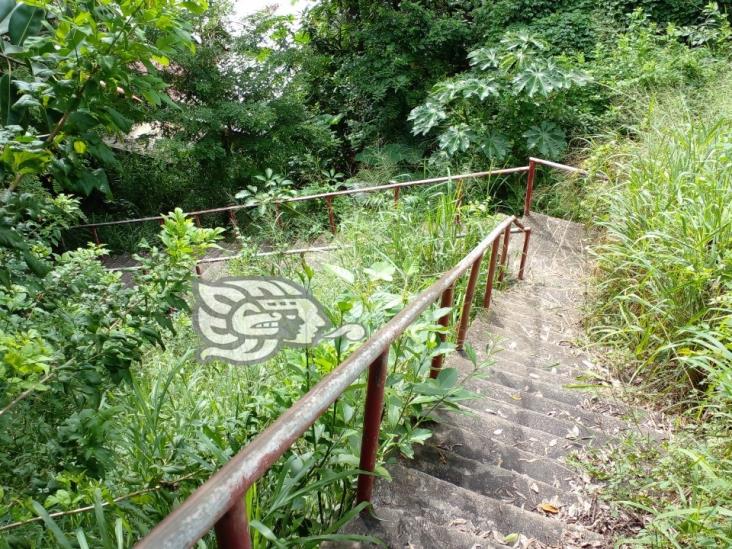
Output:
[[193, 277, 365, 365]]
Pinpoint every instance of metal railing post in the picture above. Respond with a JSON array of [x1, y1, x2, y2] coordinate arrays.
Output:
[[214, 497, 251, 549], [482, 238, 501, 308], [523, 159, 537, 217], [274, 202, 282, 228], [393, 187, 400, 207], [325, 196, 337, 235], [456, 253, 484, 351], [356, 350, 389, 506], [228, 210, 238, 232], [497, 225, 511, 283], [430, 284, 455, 379], [92, 227, 100, 245], [194, 214, 202, 227], [518, 227, 531, 280]]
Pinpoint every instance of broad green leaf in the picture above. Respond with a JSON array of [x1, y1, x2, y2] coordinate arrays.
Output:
[[364, 261, 395, 282], [103, 107, 132, 133], [408, 103, 446, 136], [437, 367, 458, 388], [437, 124, 473, 156], [468, 47, 499, 70], [7, 3, 43, 45], [31, 501, 73, 549], [523, 121, 566, 158], [0, 0, 15, 23], [73, 140, 86, 154], [324, 263, 355, 284], [512, 62, 562, 97], [479, 130, 511, 161], [457, 77, 500, 100]]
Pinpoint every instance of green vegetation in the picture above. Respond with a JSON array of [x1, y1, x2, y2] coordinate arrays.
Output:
[[564, 57, 732, 549], [2, 0, 732, 546]]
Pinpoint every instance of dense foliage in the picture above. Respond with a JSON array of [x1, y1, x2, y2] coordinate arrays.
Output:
[[2, 0, 732, 546]]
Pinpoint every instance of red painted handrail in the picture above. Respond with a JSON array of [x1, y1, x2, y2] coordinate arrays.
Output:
[[135, 215, 530, 548]]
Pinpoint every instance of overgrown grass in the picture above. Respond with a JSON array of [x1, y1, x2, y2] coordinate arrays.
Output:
[[575, 77, 732, 546]]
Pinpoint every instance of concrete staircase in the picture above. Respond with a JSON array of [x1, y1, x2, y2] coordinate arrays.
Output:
[[335, 213, 656, 548]]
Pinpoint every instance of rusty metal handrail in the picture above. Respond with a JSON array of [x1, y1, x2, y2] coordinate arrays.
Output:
[[136, 215, 530, 549], [71, 166, 529, 232]]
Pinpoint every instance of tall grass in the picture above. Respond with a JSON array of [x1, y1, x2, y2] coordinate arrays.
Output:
[[581, 79, 732, 546]]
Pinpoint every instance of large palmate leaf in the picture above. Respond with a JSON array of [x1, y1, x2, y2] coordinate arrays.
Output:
[[479, 131, 511, 161], [468, 47, 499, 71], [512, 61, 567, 97], [408, 103, 447, 136], [437, 124, 474, 156], [523, 122, 566, 158], [457, 77, 500, 100]]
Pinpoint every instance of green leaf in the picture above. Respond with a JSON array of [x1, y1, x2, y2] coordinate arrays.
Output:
[[408, 103, 447, 136], [31, 501, 73, 549], [103, 107, 132, 133], [512, 62, 561, 97], [479, 130, 511, 161], [523, 121, 567, 158], [468, 47, 500, 70], [364, 261, 395, 282], [0, 0, 15, 22], [438, 124, 473, 156], [437, 367, 458, 389], [11, 93, 41, 110], [324, 263, 355, 284], [7, 4, 43, 45]]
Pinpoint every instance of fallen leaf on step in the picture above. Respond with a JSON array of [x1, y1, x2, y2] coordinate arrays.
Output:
[[511, 393, 522, 401], [566, 425, 580, 440], [449, 518, 467, 526], [493, 429, 503, 435], [538, 502, 560, 514], [548, 439, 558, 447], [530, 483, 539, 493], [503, 533, 519, 543]]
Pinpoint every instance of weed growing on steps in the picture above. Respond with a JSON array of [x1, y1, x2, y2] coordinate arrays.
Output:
[[571, 78, 732, 546]]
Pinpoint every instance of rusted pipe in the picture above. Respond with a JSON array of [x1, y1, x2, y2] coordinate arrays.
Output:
[[482, 238, 501, 309], [194, 214, 202, 227], [498, 225, 511, 283], [213, 497, 251, 549], [325, 197, 336, 234], [524, 159, 536, 217], [430, 284, 455, 379], [456, 253, 484, 351], [518, 227, 531, 281], [92, 227, 100, 245], [70, 167, 530, 230], [393, 187, 400, 207], [355, 350, 389, 506], [135, 217, 515, 549]]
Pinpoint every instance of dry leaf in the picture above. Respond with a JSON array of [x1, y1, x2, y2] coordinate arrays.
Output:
[[538, 502, 560, 514]]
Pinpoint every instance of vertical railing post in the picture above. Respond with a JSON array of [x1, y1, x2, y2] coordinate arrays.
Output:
[[325, 196, 337, 235], [482, 238, 501, 309], [518, 227, 531, 280], [430, 284, 455, 379], [497, 225, 511, 283], [524, 159, 537, 217], [356, 350, 389, 506], [454, 178, 464, 225], [195, 263, 202, 277], [214, 497, 251, 549], [456, 253, 484, 351], [393, 186, 400, 207], [274, 202, 282, 228], [228, 210, 238, 232], [194, 214, 202, 227], [92, 227, 100, 245]]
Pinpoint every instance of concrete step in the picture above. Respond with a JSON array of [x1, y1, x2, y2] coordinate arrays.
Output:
[[457, 396, 611, 444], [468, 377, 630, 434], [428, 422, 578, 491], [331, 507, 502, 548], [434, 408, 588, 460], [409, 444, 577, 509], [370, 464, 598, 547]]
